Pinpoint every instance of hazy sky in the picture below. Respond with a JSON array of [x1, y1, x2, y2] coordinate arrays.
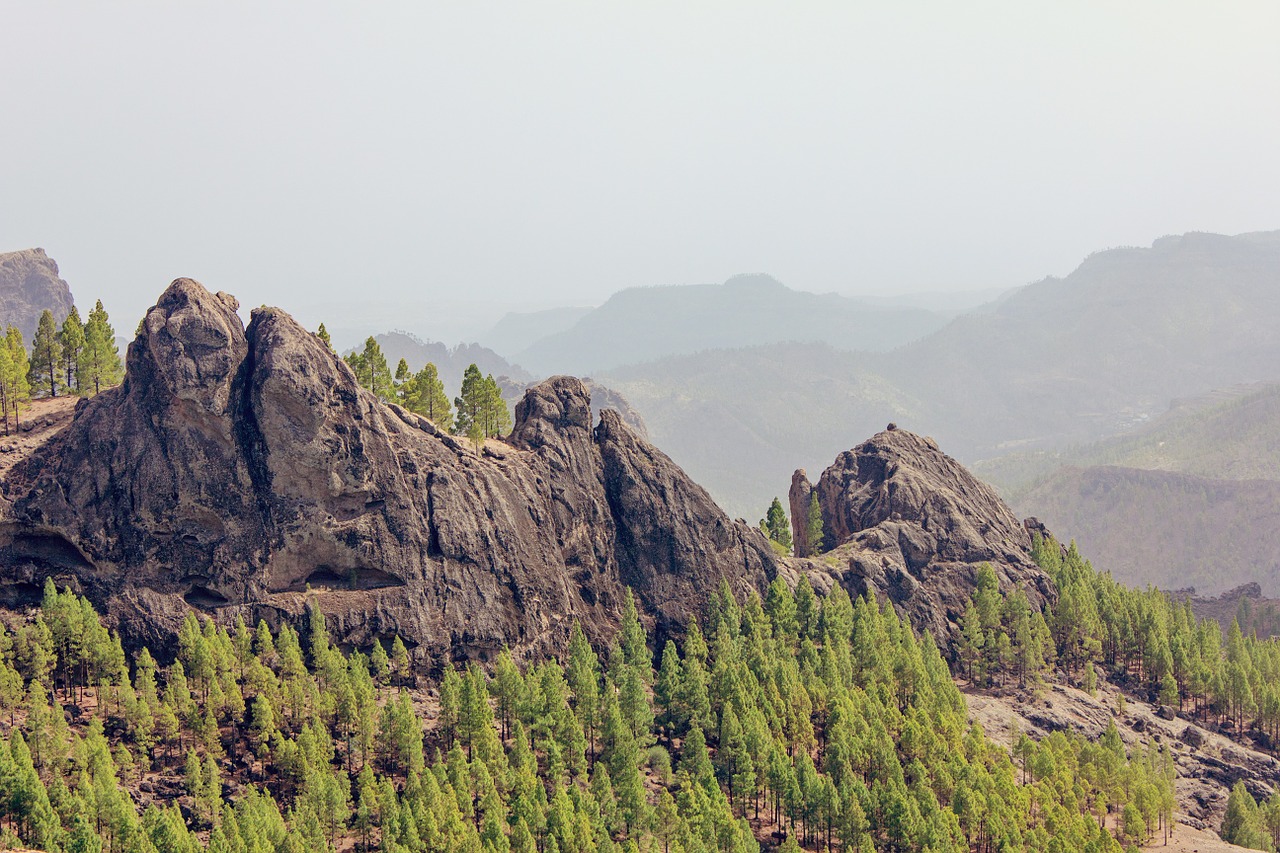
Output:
[[4, 2, 1279, 345]]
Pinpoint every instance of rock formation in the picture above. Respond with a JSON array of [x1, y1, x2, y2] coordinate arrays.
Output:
[[0, 278, 777, 661], [791, 426, 1055, 642], [787, 469, 816, 556], [0, 248, 76, 341]]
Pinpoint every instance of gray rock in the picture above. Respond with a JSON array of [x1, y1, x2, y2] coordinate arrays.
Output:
[[790, 428, 1056, 644], [0, 248, 76, 341], [0, 278, 778, 662]]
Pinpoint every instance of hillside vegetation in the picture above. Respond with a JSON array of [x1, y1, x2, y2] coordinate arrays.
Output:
[[0, 567, 1197, 853]]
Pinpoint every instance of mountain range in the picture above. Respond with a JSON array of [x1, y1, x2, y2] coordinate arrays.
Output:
[[977, 381, 1280, 596], [508, 273, 955, 376], [1, 262, 1277, 847]]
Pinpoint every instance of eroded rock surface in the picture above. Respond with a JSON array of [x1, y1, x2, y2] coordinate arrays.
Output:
[[0, 248, 76, 340], [0, 278, 777, 661], [791, 426, 1055, 642]]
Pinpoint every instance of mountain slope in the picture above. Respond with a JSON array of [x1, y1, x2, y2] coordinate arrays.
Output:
[[514, 273, 950, 375], [1016, 465, 1280, 596], [977, 380, 1280, 498], [0, 248, 76, 340], [975, 381, 1280, 597], [605, 231, 1280, 519], [876, 230, 1280, 457]]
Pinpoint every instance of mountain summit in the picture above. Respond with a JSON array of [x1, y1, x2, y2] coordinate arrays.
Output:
[[0, 278, 777, 658], [791, 426, 1055, 641]]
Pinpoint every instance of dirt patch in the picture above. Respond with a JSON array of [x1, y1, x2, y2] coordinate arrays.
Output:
[[0, 395, 77, 485]]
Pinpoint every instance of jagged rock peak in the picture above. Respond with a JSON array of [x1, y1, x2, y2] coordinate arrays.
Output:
[[128, 278, 246, 414], [1, 279, 777, 660], [792, 426, 1054, 643], [813, 427, 1031, 555]]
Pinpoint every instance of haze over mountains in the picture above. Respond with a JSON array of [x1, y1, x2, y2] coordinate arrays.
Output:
[[333, 232, 1280, 573], [8, 230, 1280, 601], [978, 381, 1280, 597], [506, 273, 955, 376], [597, 231, 1280, 517]]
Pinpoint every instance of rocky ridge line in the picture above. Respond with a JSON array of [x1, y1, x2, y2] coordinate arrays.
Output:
[[0, 278, 777, 662]]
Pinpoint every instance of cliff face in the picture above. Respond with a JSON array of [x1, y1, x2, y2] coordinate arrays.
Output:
[[0, 249, 76, 341], [792, 426, 1055, 642], [0, 278, 777, 660]]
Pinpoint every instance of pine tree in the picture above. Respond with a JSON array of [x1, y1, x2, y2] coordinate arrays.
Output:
[[28, 309, 61, 398], [81, 301, 122, 394], [805, 492, 825, 556], [316, 323, 333, 351], [394, 358, 411, 402], [481, 374, 511, 438], [761, 497, 792, 552], [405, 362, 453, 430], [0, 327, 31, 433], [346, 337, 394, 400], [59, 306, 86, 394]]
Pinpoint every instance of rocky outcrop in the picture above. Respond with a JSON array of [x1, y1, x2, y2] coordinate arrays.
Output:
[[0, 249, 76, 341], [792, 426, 1055, 642], [0, 279, 777, 661], [581, 379, 649, 438], [597, 408, 773, 634], [787, 469, 815, 556]]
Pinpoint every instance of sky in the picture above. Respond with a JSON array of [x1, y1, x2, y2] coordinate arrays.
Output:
[[3, 2, 1279, 347]]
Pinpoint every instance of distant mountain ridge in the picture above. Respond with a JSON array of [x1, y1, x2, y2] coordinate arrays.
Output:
[[512, 273, 953, 375], [602, 230, 1280, 519], [874, 230, 1280, 455], [978, 380, 1280, 597], [483, 306, 592, 356]]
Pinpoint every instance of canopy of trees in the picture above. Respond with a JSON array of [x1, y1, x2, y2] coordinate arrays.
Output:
[[454, 364, 511, 446], [0, 571, 1188, 853], [0, 301, 121, 421]]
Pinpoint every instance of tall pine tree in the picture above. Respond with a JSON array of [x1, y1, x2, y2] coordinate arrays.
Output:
[[28, 309, 61, 398], [59, 306, 85, 394]]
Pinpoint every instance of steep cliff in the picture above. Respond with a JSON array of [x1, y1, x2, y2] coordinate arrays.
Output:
[[0, 278, 777, 660], [792, 425, 1055, 642], [0, 248, 76, 340]]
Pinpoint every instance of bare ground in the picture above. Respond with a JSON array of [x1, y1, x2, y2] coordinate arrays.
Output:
[[0, 395, 78, 483], [966, 677, 1276, 851]]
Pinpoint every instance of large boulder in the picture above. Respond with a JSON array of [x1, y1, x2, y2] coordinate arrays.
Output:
[[791, 426, 1055, 642], [0, 278, 778, 661]]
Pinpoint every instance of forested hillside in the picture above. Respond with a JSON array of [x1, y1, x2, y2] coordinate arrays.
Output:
[[12, 527, 1280, 852]]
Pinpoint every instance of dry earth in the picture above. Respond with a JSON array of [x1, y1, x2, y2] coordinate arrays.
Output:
[[0, 396, 78, 482]]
